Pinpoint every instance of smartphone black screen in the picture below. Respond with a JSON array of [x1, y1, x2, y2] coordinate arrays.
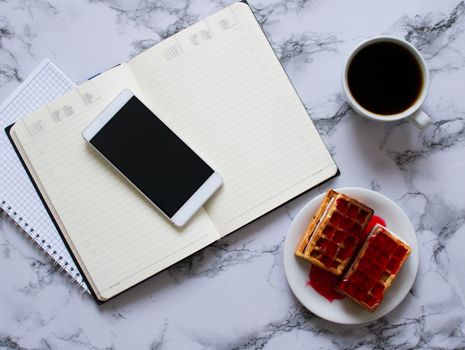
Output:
[[89, 96, 214, 217]]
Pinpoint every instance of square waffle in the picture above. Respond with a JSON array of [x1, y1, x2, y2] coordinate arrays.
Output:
[[295, 190, 374, 275], [337, 224, 411, 311]]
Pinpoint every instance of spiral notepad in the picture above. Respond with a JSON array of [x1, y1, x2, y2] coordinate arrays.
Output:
[[0, 59, 89, 292]]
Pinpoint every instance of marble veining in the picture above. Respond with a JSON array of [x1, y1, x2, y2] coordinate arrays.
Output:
[[311, 101, 351, 137], [1, 0, 465, 349], [387, 117, 465, 171], [401, 1, 465, 55], [0, 16, 21, 86]]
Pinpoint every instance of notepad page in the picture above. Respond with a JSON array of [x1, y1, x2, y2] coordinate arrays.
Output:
[[0, 60, 88, 291], [127, 3, 337, 236], [10, 64, 220, 300]]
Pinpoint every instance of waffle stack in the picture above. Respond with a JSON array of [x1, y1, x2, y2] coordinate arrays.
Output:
[[337, 224, 412, 311], [295, 190, 374, 275]]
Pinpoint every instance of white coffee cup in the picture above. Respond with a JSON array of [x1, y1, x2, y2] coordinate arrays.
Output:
[[342, 36, 431, 128]]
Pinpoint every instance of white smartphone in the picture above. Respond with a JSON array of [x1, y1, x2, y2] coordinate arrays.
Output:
[[82, 89, 222, 227]]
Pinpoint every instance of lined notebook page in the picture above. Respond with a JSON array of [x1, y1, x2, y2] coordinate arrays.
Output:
[[128, 3, 337, 235], [11, 65, 220, 300]]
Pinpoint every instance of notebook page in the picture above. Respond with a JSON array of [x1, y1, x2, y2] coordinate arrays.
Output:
[[11, 64, 220, 300], [127, 3, 337, 236]]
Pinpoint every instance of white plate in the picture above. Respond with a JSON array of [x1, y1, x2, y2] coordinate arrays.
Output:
[[283, 187, 419, 324]]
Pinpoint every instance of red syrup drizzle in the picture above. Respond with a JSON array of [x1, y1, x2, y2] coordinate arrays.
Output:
[[364, 215, 386, 236], [307, 265, 344, 301], [307, 215, 386, 302]]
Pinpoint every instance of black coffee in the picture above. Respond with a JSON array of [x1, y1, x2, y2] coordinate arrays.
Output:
[[347, 41, 423, 115]]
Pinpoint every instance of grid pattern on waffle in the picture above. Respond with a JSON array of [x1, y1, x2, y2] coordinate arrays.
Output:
[[0, 60, 89, 292], [337, 225, 411, 310], [303, 195, 373, 275]]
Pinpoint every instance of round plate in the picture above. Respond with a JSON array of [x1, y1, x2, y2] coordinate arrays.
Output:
[[283, 187, 419, 324]]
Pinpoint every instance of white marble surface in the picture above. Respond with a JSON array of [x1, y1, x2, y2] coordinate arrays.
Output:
[[1, 0, 465, 348]]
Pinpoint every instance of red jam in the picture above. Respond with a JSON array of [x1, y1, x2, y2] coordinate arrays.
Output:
[[307, 265, 344, 302], [364, 215, 386, 235]]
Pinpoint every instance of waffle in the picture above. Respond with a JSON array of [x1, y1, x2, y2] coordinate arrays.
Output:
[[295, 190, 374, 275], [337, 224, 411, 311]]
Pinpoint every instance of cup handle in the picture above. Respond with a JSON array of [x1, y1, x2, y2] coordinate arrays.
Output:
[[408, 109, 431, 129]]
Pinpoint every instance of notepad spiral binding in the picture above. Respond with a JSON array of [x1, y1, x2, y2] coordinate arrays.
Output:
[[0, 199, 88, 293]]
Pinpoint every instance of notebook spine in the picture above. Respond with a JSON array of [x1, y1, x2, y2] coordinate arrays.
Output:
[[0, 199, 89, 293]]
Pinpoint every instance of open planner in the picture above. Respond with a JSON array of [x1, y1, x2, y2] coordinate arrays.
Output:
[[9, 2, 338, 302]]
